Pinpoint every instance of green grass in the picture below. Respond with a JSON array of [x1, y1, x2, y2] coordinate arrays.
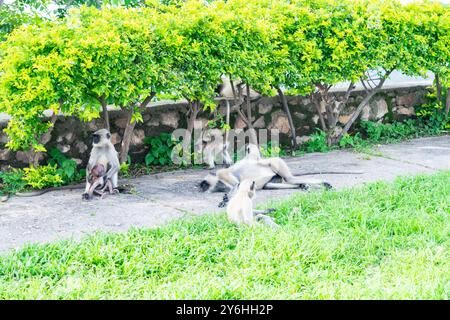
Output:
[[0, 172, 449, 299]]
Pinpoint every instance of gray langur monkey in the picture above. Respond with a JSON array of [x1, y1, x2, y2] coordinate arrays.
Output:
[[197, 128, 233, 169], [200, 143, 331, 193], [226, 179, 279, 229], [82, 128, 120, 200]]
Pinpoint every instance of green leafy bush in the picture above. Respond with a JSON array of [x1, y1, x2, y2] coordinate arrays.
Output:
[[0, 0, 448, 161], [415, 101, 449, 133], [144, 133, 179, 166], [339, 133, 366, 149], [259, 142, 286, 157], [120, 155, 132, 178], [207, 114, 230, 131], [0, 169, 26, 195], [48, 148, 85, 184], [303, 130, 332, 153], [22, 165, 63, 190], [360, 121, 415, 142], [359, 117, 447, 144]]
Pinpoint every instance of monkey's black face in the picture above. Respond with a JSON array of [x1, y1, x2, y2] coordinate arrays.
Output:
[[92, 134, 100, 145], [92, 129, 111, 146]]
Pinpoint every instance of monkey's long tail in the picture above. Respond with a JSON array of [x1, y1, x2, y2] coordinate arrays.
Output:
[[294, 171, 363, 176], [2, 183, 132, 202], [14, 183, 86, 198]]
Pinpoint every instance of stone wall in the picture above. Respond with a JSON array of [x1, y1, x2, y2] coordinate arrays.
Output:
[[0, 85, 430, 169]]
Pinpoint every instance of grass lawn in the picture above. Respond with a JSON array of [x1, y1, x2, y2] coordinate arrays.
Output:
[[0, 172, 449, 299]]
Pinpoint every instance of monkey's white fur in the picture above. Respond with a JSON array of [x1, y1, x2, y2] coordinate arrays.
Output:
[[226, 179, 279, 228], [200, 143, 330, 193], [226, 180, 257, 226], [84, 129, 120, 196]]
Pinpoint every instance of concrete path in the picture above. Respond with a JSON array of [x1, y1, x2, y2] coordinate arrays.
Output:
[[0, 136, 449, 252]]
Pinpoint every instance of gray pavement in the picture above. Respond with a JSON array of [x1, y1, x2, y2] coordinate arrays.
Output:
[[0, 135, 449, 253]]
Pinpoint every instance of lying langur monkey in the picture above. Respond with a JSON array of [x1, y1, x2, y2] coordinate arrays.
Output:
[[82, 128, 120, 200], [226, 179, 278, 228], [197, 128, 233, 169], [200, 143, 331, 193]]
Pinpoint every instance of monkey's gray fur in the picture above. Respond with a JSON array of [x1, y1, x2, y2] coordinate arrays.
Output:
[[82, 128, 120, 200]]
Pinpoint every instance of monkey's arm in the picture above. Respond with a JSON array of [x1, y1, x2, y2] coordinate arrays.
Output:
[[104, 160, 119, 188], [253, 208, 276, 215], [216, 169, 239, 189], [84, 177, 91, 194], [83, 159, 96, 194]]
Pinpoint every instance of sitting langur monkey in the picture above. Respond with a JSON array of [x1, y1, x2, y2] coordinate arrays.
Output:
[[82, 128, 120, 200], [226, 179, 279, 229], [198, 128, 233, 169], [200, 143, 332, 194]]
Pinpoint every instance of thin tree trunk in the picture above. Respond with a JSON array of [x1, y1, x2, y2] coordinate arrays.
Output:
[[245, 84, 257, 145], [182, 101, 200, 158], [336, 72, 391, 143], [325, 82, 354, 145], [225, 99, 230, 146], [29, 111, 58, 167], [119, 108, 134, 164], [435, 73, 442, 105], [229, 78, 256, 144], [229, 75, 239, 107], [99, 95, 110, 131], [445, 87, 450, 118], [312, 93, 327, 131], [119, 93, 155, 164], [277, 87, 297, 150]]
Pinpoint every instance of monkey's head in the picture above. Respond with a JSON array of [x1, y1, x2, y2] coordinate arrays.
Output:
[[245, 143, 261, 161], [91, 164, 106, 178], [238, 179, 256, 199], [87, 164, 106, 184], [199, 173, 230, 193], [92, 129, 111, 148]]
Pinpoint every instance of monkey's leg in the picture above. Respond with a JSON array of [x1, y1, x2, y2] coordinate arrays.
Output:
[[82, 174, 93, 200], [218, 193, 229, 208], [94, 188, 106, 198], [255, 214, 279, 229], [263, 182, 309, 190], [98, 179, 119, 198], [106, 179, 119, 195], [217, 182, 241, 208], [85, 179, 104, 200], [104, 165, 119, 189], [262, 158, 332, 189]]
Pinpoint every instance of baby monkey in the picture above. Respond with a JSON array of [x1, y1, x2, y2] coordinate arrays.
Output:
[[84, 164, 118, 200], [226, 179, 278, 229]]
